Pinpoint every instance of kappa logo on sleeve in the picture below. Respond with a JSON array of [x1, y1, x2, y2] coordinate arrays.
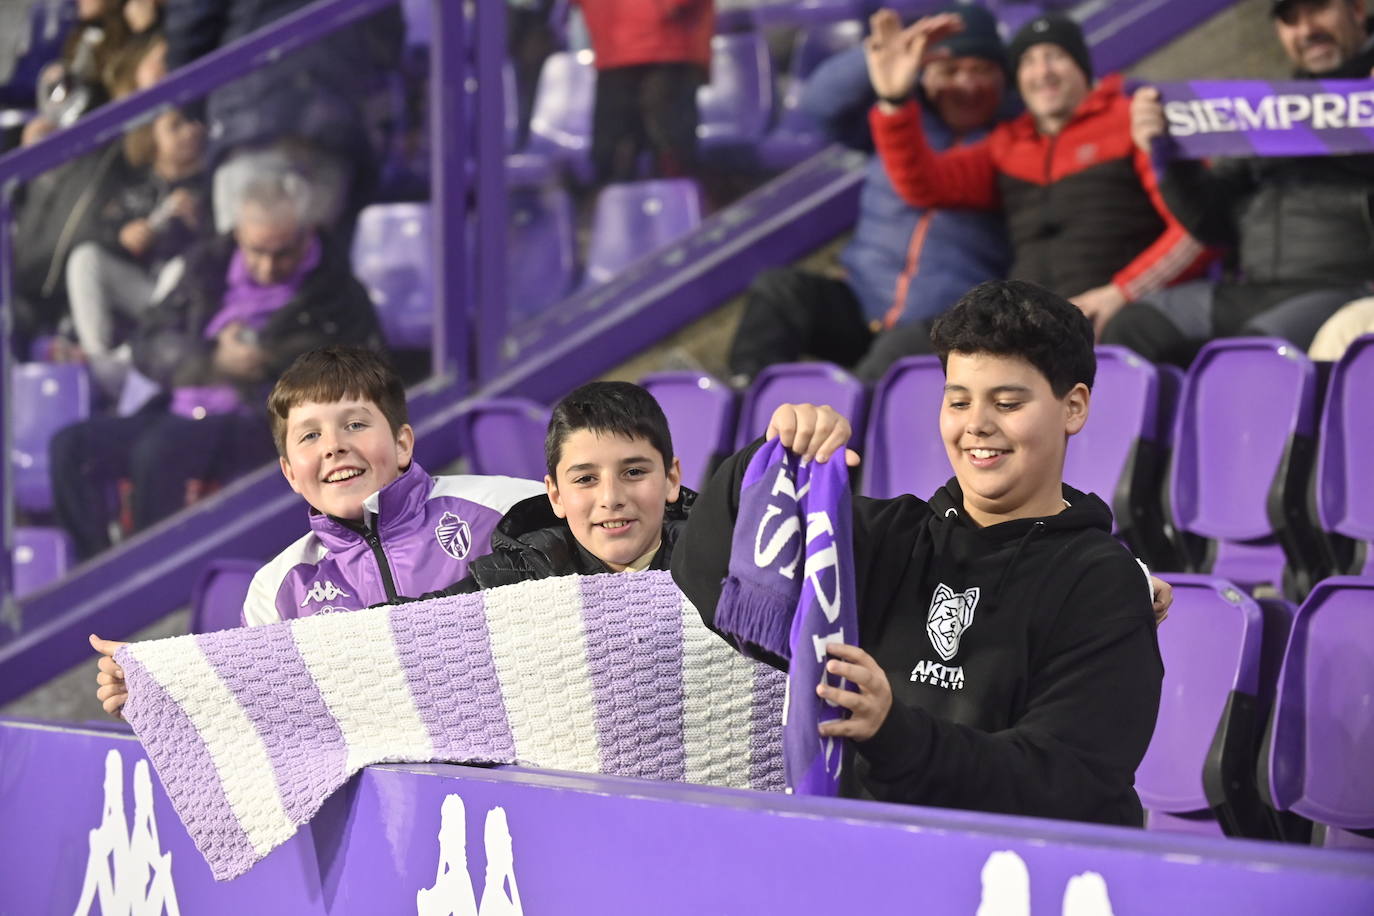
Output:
[[300, 580, 351, 606]]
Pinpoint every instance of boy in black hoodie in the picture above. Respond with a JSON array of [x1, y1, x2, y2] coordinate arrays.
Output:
[[431, 381, 694, 594], [671, 279, 1164, 827]]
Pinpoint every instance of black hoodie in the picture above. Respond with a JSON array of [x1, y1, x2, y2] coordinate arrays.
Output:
[[422, 488, 697, 596], [671, 443, 1162, 827]]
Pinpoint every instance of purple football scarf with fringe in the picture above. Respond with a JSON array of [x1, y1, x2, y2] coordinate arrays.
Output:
[[1152, 79, 1374, 160], [714, 438, 859, 797], [116, 571, 784, 880]]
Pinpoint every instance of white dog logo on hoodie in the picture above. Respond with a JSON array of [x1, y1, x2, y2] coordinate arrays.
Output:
[[926, 583, 979, 661]]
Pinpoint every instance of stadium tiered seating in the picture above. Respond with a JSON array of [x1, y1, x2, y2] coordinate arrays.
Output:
[[862, 355, 946, 500], [12, 527, 73, 597], [526, 50, 597, 184], [756, 19, 864, 170], [697, 33, 775, 157], [583, 179, 704, 287], [352, 202, 434, 350], [1168, 339, 1325, 598], [457, 397, 552, 479], [12, 362, 91, 514], [639, 371, 739, 491], [736, 362, 867, 450], [507, 184, 576, 321], [1314, 334, 1374, 576], [1261, 576, 1374, 849], [1138, 575, 1291, 839], [189, 558, 263, 635]]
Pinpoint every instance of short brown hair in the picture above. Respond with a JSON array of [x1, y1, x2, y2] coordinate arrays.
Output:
[[268, 347, 409, 456]]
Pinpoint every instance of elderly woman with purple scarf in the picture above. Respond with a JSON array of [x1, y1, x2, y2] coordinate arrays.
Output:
[[49, 170, 384, 560]]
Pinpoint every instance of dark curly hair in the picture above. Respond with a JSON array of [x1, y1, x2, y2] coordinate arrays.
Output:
[[545, 381, 674, 478], [930, 280, 1095, 396]]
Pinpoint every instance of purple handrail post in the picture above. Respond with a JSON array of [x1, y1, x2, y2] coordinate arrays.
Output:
[[430, 0, 470, 390], [473, 0, 509, 384]]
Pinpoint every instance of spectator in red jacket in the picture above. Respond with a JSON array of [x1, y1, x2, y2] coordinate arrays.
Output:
[[864, 10, 1209, 337], [576, 0, 714, 182]]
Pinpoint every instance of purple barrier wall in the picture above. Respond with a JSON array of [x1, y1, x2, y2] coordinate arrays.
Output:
[[4, 719, 1372, 914]]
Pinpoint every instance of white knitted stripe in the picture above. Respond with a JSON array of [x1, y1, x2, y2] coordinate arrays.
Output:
[[680, 593, 755, 789], [290, 606, 434, 770], [132, 636, 296, 857], [483, 577, 600, 772]]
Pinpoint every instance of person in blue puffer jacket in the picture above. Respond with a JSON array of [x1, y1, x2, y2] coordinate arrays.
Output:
[[727, 3, 1018, 384]]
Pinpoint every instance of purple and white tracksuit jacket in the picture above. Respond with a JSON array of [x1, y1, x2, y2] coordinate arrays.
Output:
[[243, 461, 543, 626]]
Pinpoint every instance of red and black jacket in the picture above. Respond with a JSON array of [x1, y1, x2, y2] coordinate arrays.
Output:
[[869, 74, 1209, 301]]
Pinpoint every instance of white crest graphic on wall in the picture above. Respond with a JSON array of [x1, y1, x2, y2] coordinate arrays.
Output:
[[926, 583, 979, 661], [975, 850, 1116, 916], [73, 748, 181, 916], [417, 794, 523, 916]]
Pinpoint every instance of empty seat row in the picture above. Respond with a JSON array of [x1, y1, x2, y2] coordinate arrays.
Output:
[[1141, 574, 1374, 849]]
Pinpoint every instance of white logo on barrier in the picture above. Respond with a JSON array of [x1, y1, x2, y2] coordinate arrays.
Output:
[[975, 850, 1116, 916], [927, 583, 978, 662], [300, 580, 351, 606], [73, 748, 180, 916], [417, 794, 523, 916]]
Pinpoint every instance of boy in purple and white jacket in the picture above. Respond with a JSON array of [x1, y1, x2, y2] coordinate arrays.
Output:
[[92, 346, 540, 714]]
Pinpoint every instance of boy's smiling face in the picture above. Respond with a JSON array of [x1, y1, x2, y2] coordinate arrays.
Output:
[[279, 398, 414, 520], [546, 430, 682, 571], [940, 351, 1088, 527]]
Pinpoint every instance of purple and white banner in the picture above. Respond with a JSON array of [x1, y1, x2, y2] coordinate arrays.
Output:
[[115, 571, 785, 880], [1154, 79, 1374, 158], [715, 440, 859, 797]]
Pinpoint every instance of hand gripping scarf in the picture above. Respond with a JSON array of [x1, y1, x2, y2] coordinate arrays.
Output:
[[116, 571, 785, 880], [713, 438, 860, 797]]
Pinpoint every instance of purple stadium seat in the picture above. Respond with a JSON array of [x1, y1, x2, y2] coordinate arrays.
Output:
[[748, 0, 867, 28], [1314, 334, 1374, 575], [352, 203, 434, 350], [189, 558, 261, 634], [13, 362, 92, 514], [507, 184, 575, 322], [862, 355, 947, 500], [756, 19, 864, 171], [458, 398, 551, 480], [736, 362, 867, 451], [1138, 574, 1284, 839], [639, 371, 739, 492], [526, 50, 597, 184], [583, 179, 703, 288], [1262, 576, 1374, 849], [1169, 338, 1322, 596], [697, 33, 774, 152], [13, 526, 73, 597]]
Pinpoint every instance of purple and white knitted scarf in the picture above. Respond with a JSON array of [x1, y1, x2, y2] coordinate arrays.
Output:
[[117, 571, 784, 880], [714, 438, 859, 797]]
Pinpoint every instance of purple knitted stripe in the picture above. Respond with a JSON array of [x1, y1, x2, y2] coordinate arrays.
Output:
[[195, 626, 349, 826], [750, 664, 787, 792], [118, 650, 260, 876], [579, 573, 686, 781], [389, 596, 517, 763]]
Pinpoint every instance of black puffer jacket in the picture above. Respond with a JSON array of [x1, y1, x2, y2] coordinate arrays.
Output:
[[428, 488, 697, 596], [1158, 30, 1374, 325]]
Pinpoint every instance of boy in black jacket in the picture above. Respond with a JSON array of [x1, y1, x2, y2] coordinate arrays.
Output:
[[671, 279, 1164, 827]]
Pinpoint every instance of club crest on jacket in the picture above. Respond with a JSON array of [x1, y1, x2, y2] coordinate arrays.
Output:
[[436, 512, 473, 560]]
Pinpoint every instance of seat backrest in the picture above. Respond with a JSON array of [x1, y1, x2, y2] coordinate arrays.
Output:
[[189, 558, 263, 634], [12, 362, 92, 513], [352, 202, 434, 349], [1170, 338, 1317, 542], [639, 371, 738, 492], [527, 50, 597, 159], [736, 362, 867, 451], [1264, 576, 1374, 837], [12, 526, 74, 597], [1315, 334, 1374, 554], [459, 397, 552, 479], [1137, 574, 1264, 815], [697, 32, 773, 144], [507, 185, 575, 322], [1064, 346, 1158, 529], [862, 355, 948, 500], [789, 18, 865, 85], [584, 179, 703, 287]]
